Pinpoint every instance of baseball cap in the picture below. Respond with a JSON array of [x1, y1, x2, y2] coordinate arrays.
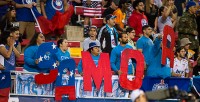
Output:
[[112, 0, 120, 6], [88, 42, 99, 50], [130, 89, 144, 102], [180, 38, 192, 47], [89, 25, 97, 30], [105, 14, 117, 21], [7, 6, 15, 12], [186, 1, 196, 11]]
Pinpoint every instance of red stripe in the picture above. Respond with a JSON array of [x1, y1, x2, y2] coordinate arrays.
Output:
[[0, 87, 10, 97]]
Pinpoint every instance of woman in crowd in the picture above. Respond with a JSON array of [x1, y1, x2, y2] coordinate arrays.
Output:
[[162, 0, 178, 28], [0, 30, 20, 71], [144, 0, 158, 31], [0, 31, 20, 102], [0, 6, 18, 32], [55, 38, 70, 62], [156, 6, 174, 34], [24, 32, 48, 72]]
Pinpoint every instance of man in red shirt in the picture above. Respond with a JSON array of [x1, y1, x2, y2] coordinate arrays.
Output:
[[128, 0, 148, 41]]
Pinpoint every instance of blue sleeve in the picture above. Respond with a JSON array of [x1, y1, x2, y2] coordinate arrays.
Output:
[[152, 38, 162, 56], [110, 49, 118, 72], [136, 39, 143, 50], [77, 59, 83, 73], [24, 47, 37, 66], [14, 0, 21, 4]]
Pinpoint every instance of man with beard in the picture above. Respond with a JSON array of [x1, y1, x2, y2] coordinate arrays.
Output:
[[110, 32, 134, 75], [128, 0, 148, 41], [172, 46, 189, 78]]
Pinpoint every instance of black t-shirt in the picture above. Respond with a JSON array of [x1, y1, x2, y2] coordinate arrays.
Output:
[[102, 7, 115, 17], [174, 0, 185, 16], [144, 5, 158, 28]]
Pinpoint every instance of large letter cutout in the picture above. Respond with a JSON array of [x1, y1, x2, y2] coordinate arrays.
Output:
[[119, 49, 144, 90], [82, 52, 112, 92], [55, 59, 76, 100], [162, 25, 175, 68], [35, 69, 58, 84], [35, 59, 76, 101]]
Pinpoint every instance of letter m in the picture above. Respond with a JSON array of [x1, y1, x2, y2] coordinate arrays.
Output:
[[82, 51, 112, 92]]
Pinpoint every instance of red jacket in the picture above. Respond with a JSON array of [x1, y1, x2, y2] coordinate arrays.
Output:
[[128, 11, 148, 41]]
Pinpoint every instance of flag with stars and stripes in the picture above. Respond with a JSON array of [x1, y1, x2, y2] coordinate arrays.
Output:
[[37, 42, 58, 69], [83, 0, 102, 17]]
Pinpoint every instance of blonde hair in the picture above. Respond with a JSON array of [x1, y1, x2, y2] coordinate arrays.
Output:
[[145, 0, 156, 14]]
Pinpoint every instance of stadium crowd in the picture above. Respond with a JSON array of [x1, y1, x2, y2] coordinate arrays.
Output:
[[0, 0, 200, 101]]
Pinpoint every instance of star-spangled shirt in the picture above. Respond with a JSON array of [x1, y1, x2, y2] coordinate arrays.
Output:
[[56, 59, 75, 86]]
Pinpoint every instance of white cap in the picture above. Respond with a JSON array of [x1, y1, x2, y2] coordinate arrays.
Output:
[[130, 89, 144, 102]]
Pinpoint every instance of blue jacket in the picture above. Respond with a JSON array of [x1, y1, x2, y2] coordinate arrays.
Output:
[[110, 44, 134, 75], [24, 45, 48, 73], [147, 38, 171, 78]]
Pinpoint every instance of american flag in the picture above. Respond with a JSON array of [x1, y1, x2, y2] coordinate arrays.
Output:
[[83, 0, 102, 17]]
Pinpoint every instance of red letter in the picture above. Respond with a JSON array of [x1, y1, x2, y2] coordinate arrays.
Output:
[[119, 49, 144, 90], [82, 52, 112, 92], [162, 25, 175, 68], [35, 69, 58, 84]]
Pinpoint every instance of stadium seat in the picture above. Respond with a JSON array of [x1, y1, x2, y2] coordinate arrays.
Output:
[[90, 18, 103, 28], [101, 8, 106, 14], [21, 39, 30, 47], [68, 41, 80, 47], [46, 40, 57, 44], [68, 48, 82, 58], [74, 6, 84, 23], [16, 54, 24, 66]]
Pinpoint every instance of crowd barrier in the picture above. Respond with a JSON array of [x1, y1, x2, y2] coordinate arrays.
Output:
[[8, 71, 200, 102]]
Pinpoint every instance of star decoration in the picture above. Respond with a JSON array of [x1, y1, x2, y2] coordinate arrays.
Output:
[[52, 62, 57, 68], [52, 43, 57, 49], [70, 70, 74, 77], [38, 56, 43, 62]]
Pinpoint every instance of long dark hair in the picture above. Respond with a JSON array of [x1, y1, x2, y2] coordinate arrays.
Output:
[[175, 46, 185, 57], [158, 6, 165, 16], [57, 38, 66, 48], [145, 0, 157, 14], [26, 32, 42, 48], [0, 30, 11, 45]]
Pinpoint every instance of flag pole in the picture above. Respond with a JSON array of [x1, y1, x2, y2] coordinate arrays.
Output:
[[30, 8, 42, 33]]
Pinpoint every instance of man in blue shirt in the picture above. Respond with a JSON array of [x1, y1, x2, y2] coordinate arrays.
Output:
[[110, 32, 134, 75], [146, 35, 171, 78], [136, 25, 153, 70], [78, 42, 101, 75]]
